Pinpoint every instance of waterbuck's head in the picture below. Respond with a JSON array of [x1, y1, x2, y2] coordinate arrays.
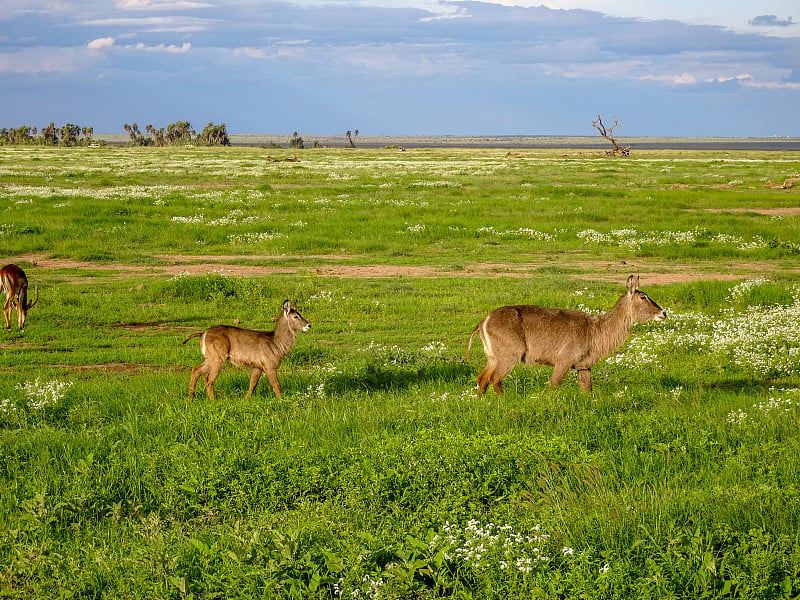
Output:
[[626, 275, 667, 323], [282, 299, 311, 333]]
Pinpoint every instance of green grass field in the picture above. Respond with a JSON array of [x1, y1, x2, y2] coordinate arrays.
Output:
[[1, 145, 799, 598]]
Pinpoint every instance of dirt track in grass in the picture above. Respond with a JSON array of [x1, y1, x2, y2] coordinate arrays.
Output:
[[10, 252, 798, 286]]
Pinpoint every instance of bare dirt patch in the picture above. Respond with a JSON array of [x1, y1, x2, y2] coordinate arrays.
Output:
[[706, 207, 800, 216], [157, 253, 355, 262], [108, 322, 197, 333], [769, 175, 800, 189], [667, 183, 743, 190], [9, 253, 796, 285], [310, 265, 444, 278], [581, 271, 755, 286], [56, 362, 163, 374]]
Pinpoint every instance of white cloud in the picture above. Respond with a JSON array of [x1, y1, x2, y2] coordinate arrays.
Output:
[[285, 0, 456, 13], [116, 0, 212, 9], [642, 72, 697, 85], [0, 46, 89, 73], [132, 41, 191, 52], [739, 79, 800, 90], [82, 16, 218, 33], [87, 36, 115, 49], [526, 53, 797, 92], [0, 1, 73, 20], [530, 59, 648, 81], [1, 0, 797, 135], [474, 1, 800, 37], [233, 47, 266, 59], [711, 73, 753, 84]]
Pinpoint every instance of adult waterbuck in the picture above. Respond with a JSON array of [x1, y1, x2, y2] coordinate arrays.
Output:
[[464, 275, 666, 395], [1, 264, 38, 332], [184, 300, 310, 401]]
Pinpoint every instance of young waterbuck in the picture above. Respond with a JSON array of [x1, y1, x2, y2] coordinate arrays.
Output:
[[464, 275, 666, 395], [184, 300, 310, 401], [1, 264, 38, 332]]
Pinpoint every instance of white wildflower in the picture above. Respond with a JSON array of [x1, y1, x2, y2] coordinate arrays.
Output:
[[16, 378, 73, 410]]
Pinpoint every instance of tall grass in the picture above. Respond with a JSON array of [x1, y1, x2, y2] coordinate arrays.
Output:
[[2, 146, 799, 265], [0, 146, 799, 598]]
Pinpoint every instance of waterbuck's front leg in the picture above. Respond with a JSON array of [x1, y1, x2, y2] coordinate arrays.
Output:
[[549, 362, 571, 388], [578, 369, 592, 391], [265, 366, 282, 399], [247, 368, 263, 398]]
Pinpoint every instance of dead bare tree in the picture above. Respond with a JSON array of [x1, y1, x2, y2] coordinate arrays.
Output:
[[592, 115, 630, 156]]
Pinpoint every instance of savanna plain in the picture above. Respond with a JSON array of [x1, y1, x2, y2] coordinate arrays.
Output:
[[1, 144, 800, 599]]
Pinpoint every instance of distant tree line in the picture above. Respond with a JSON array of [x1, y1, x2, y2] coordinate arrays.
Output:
[[0, 121, 231, 147], [2, 123, 359, 149], [123, 121, 230, 147], [266, 132, 320, 149], [0, 123, 99, 146]]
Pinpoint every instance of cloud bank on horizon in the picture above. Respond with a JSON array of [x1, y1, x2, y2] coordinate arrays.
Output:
[[1, 0, 798, 136]]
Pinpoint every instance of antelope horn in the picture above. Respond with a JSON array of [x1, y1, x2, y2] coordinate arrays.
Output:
[[26, 283, 39, 309]]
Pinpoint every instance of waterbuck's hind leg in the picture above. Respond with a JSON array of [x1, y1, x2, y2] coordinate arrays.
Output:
[[2, 297, 12, 330], [489, 356, 519, 396], [204, 364, 223, 402], [476, 360, 496, 397], [189, 358, 223, 401], [188, 361, 209, 399]]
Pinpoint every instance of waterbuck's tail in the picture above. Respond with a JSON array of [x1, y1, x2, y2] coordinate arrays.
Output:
[[182, 331, 203, 345], [463, 322, 482, 359]]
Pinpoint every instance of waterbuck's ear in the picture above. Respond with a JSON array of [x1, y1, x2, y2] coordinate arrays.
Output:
[[282, 299, 291, 313], [626, 274, 637, 295]]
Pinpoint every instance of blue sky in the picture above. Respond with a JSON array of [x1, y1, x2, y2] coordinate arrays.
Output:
[[1, 0, 798, 136]]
